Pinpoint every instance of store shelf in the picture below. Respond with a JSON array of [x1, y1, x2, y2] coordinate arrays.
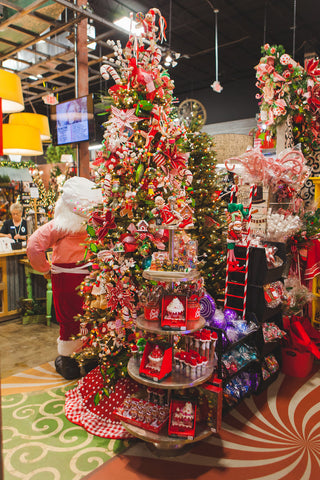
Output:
[[136, 315, 206, 335], [127, 357, 216, 389], [143, 270, 201, 282], [121, 420, 213, 449]]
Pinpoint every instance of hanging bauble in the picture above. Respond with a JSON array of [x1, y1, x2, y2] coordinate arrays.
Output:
[[209, 309, 226, 329], [224, 308, 239, 325]]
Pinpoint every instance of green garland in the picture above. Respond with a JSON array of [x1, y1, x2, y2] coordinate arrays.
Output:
[[0, 159, 35, 169]]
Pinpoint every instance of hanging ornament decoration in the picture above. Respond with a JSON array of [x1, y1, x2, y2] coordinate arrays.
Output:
[[211, 9, 223, 93]]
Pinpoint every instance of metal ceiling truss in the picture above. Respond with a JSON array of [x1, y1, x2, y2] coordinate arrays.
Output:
[[0, 0, 122, 106]]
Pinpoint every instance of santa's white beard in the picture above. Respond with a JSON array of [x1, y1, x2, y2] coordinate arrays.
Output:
[[53, 198, 87, 233]]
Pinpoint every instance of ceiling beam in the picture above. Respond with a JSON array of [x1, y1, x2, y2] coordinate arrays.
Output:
[[54, 0, 133, 34], [0, 0, 49, 31], [21, 55, 105, 91], [0, 16, 81, 61], [0, 0, 22, 11], [23, 73, 102, 102], [7, 24, 38, 37]]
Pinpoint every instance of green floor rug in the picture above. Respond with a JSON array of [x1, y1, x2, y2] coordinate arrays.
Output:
[[2, 385, 129, 480]]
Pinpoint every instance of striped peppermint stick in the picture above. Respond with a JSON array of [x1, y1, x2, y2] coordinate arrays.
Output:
[[242, 184, 256, 320]]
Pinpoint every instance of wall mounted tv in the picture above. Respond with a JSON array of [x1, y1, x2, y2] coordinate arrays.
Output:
[[50, 94, 95, 146]]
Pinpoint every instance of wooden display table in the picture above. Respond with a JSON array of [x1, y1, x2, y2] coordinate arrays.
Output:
[[0, 249, 27, 322]]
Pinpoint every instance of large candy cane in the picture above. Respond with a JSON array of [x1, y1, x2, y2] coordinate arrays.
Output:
[[242, 184, 256, 320], [100, 64, 121, 84]]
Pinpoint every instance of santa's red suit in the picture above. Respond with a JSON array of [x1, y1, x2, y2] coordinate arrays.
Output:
[[27, 177, 102, 379]]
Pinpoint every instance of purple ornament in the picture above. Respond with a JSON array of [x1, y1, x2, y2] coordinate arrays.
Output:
[[224, 308, 239, 325], [200, 294, 216, 322], [210, 309, 227, 330]]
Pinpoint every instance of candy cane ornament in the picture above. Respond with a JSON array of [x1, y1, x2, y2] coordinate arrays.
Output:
[[100, 64, 121, 84]]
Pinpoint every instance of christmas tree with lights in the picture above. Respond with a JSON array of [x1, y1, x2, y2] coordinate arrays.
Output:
[[187, 130, 227, 300], [72, 8, 197, 395], [28, 167, 57, 218]]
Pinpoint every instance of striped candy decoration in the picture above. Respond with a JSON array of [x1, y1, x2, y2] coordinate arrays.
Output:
[[153, 152, 166, 168], [100, 64, 121, 84], [152, 46, 162, 66], [103, 173, 112, 198], [242, 184, 256, 320]]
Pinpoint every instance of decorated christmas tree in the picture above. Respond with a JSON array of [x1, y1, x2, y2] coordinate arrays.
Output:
[[27, 167, 57, 219], [73, 8, 198, 395], [187, 130, 227, 300]]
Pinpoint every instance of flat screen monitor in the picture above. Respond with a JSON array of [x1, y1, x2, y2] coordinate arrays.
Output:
[[50, 94, 95, 145]]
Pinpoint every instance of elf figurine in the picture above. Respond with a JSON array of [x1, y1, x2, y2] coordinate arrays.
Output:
[[226, 203, 249, 272], [27, 177, 102, 380]]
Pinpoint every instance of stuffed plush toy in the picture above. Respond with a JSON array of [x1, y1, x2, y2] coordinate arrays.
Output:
[[27, 177, 102, 379]]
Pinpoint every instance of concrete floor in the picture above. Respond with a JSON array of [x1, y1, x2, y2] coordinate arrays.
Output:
[[0, 317, 59, 378]]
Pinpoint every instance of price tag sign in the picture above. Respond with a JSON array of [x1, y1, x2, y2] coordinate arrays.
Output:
[[30, 187, 39, 199]]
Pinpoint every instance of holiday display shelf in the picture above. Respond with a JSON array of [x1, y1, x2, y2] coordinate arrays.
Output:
[[127, 355, 215, 390], [136, 315, 206, 334], [122, 224, 216, 448], [310, 177, 320, 329], [143, 270, 201, 282], [217, 240, 286, 409], [125, 318, 216, 447], [119, 418, 212, 450], [209, 315, 263, 381]]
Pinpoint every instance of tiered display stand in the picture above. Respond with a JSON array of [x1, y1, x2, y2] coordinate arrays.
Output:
[[121, 226, 217, 449]]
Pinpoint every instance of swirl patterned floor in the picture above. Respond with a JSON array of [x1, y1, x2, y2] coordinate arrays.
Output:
[[84, 367, 320, 480], [2, 363, 320, 480]]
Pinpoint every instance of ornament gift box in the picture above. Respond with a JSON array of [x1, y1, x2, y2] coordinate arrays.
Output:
[[161, 294, 188, 331], [168, 395, 197, 440], [187, 298, 201, 321], [113, 397, 169, 434], [139, 340, 172, 382]]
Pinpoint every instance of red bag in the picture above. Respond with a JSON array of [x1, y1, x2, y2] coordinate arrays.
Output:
[[283, 316, 320, 359]]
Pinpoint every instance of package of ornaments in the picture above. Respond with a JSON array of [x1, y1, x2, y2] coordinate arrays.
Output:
[[223, 371, 261, 407], [206, 305, 259, 348], [113, 395, 169, 434]]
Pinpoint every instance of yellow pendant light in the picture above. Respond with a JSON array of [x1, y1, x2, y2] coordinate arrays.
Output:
[[9, 112, 51, 142], [2, 124, 43, 156], [0, 69, 24, 113]]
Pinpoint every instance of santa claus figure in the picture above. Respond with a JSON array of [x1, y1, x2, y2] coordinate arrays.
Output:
[[27, 177, 102, 379]]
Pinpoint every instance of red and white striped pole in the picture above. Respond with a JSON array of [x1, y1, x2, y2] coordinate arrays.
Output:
[[224, 184, 239, 309], [242, 184, 256, 320]]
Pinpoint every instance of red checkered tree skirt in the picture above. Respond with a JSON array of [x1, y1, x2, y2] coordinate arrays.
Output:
[[65, 366, 139, 439]]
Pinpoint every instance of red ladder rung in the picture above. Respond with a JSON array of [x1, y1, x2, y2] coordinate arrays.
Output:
[[225, 306, 243, 312], [227, 281, 246, 286], [235, 257, 246, 261], [226, 294, 245, 299]]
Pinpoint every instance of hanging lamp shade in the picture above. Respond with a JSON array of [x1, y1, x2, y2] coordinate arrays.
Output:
[[2, 124, 43, 156], [9, 112, 51, 142], [0, 69, 24, 113]]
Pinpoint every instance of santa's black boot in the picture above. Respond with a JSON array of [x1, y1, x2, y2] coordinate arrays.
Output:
[[55, 356, 81, 380]]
